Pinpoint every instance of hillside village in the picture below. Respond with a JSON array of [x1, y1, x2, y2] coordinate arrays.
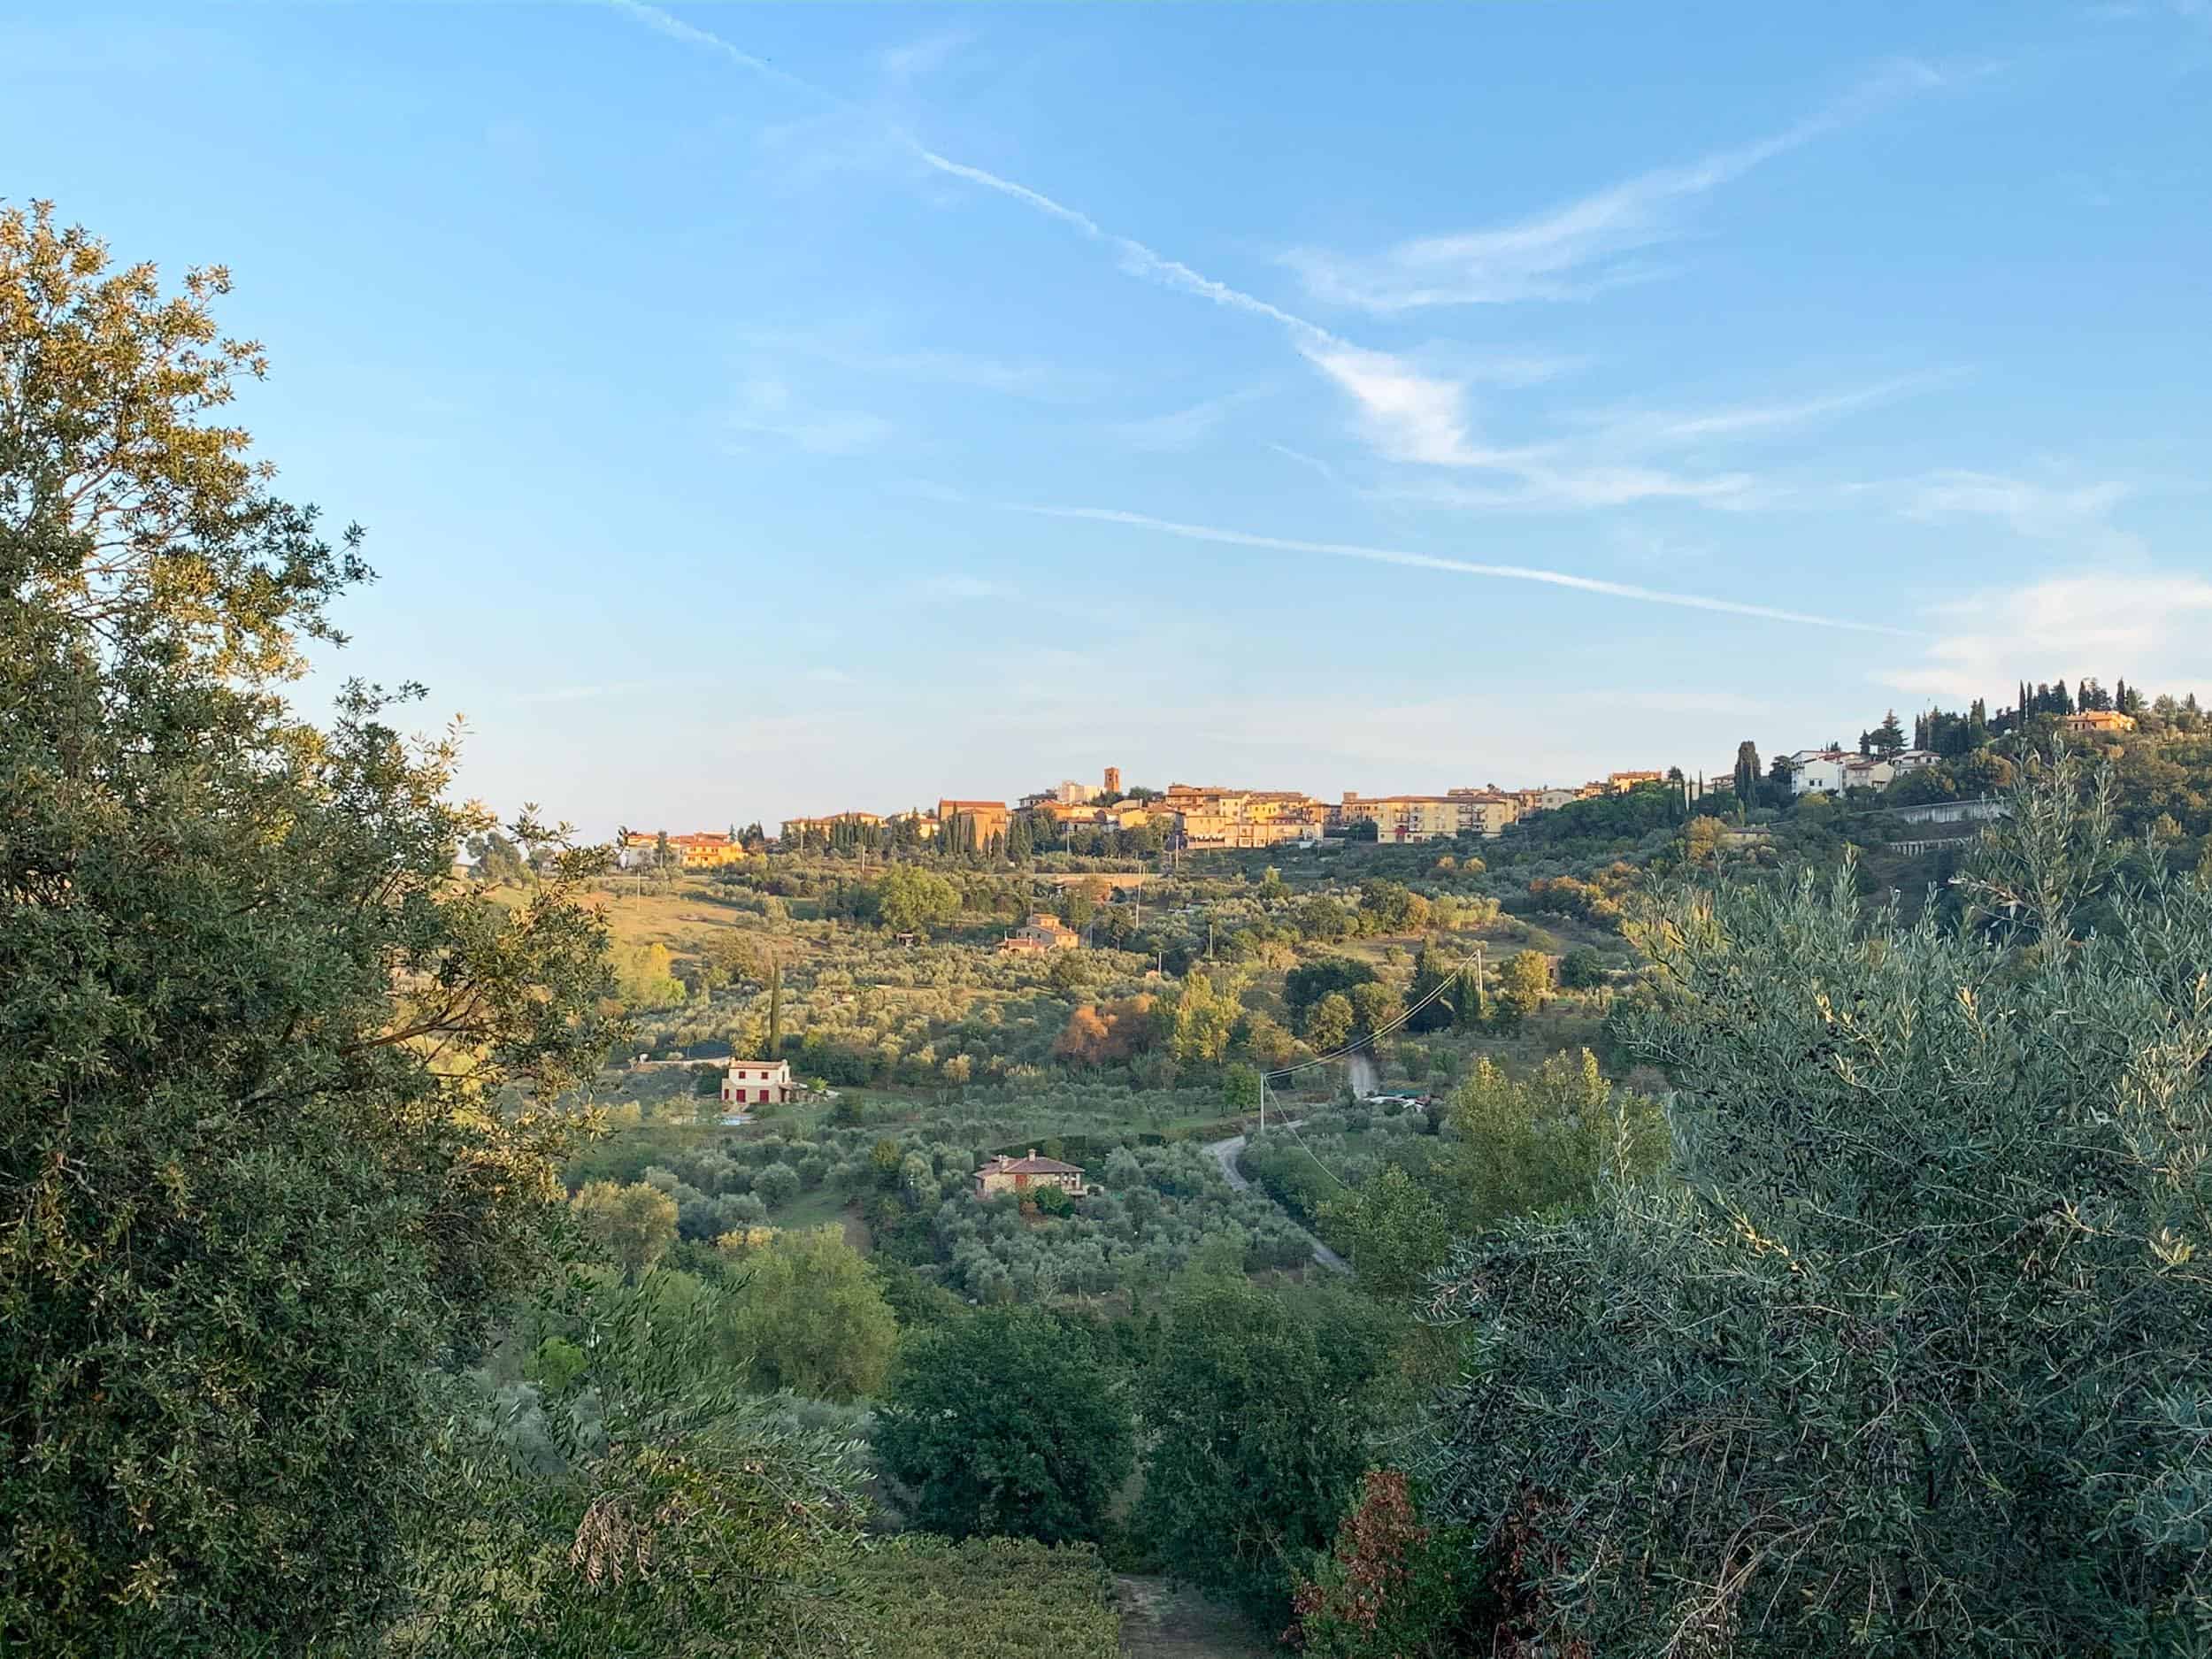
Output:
[[602, 686, 2189, 876], [745, 770, 1661, 861], [619, 765, 1800, 872], [598, 681, 2181, 882]]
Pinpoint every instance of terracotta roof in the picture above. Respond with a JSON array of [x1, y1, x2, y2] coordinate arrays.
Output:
[[981, 1149, 1084, 1175]]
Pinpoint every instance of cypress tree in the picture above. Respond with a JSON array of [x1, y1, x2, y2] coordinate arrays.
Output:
[[1732, 741, 1762, 816]]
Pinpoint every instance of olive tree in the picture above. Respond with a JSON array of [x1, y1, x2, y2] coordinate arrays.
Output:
[[1425, 764, 2212, 1655]]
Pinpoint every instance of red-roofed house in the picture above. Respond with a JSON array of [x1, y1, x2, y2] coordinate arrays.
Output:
[[973, 1148, 1088, 1200], [720, 1058, 795, 1106]]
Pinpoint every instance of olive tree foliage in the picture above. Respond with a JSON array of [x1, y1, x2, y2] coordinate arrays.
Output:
[[571, 1181, 679, 1283], [0, 204, 626, 1654], [1423, 763, 2212, 1656], [0, 202, 361, 676], [387, 1279, 871, 1659]]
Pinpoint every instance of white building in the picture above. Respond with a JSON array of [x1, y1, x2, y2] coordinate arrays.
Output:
[[1021, 780, 1099, 808], [1788, 749, 1908, 795], [720, 1057, 795, 1106], [1789, 751, 1851, 795]]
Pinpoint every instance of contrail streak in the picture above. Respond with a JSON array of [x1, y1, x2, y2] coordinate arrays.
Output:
[[1003, 503, 1922, 636]]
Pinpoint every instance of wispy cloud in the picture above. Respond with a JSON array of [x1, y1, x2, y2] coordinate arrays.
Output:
[[1299, 342, 1491, 466], [605, 2, 1477, 470], [875, 27, 973, 82], [900, 143, 1331, 338], [1878, 570, 2212, 702], [726, 377, 891, 455], [608, 0, 827, 99], [1382, 465, 1760, 513], [1282, 60, 1951, 312], [875, 346, 1055, 396], [1109, 388, 1268, 452], [1367, 374, 1942, 511], [1446, 350, 1587, 389], [1587, 373, 1951, 447], [608, 1, 1948, 497], [1001, 501, 1916, 634], [2087, 2, 2212, 29], [1267, 443, 1348, 488], [1893, 469, 2131, 537]]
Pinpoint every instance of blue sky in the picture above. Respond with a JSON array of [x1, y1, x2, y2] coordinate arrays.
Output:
[[8, 2, 2209, 833]]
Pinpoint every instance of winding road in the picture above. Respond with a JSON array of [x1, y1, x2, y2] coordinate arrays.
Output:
[[1205, 1121, 1350, 1275]]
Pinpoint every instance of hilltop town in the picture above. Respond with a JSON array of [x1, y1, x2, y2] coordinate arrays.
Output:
[[621, 767, 1668, 870], [608, 686, 2179, 875]]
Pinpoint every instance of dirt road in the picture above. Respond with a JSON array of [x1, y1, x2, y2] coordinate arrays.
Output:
[[1114, 1576, 1274, 1658], [1205, 1123, 1349, 1275]]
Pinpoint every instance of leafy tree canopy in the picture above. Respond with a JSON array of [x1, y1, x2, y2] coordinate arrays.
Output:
[[1136, 1274, 1403, 1624], [710, 1225, 897, 1402], [1, 202, 623, 1655], [877, 1305, 1133, 1545]]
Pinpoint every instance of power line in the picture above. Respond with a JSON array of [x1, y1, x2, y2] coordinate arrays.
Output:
[[1248, 937, 1490, 1190], [1261, 941, 1480, 1084], [1252, 1076, 1349, 1194]]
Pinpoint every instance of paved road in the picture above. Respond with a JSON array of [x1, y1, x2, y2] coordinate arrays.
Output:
[[1205, 1123, 1350, 1275]]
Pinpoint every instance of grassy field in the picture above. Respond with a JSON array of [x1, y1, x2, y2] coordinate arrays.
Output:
[[762, 1181, 853, 1233], [587, 880, 765, 954]]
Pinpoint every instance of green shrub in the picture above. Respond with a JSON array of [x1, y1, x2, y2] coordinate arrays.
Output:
[[707, 1226, 897, 1401], [754, 1160, 803, 1210], [877, 1307, 1133, 1544], [1290, 1471, 1493, 1658]]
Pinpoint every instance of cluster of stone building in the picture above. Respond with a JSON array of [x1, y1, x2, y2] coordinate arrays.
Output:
[[615, 830, 748, 871], [774, 767, 1670, 852], [1754, 711, 2135, 803], [1762, 749, 1944, 797], [1000, 912, 1081, 955]]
